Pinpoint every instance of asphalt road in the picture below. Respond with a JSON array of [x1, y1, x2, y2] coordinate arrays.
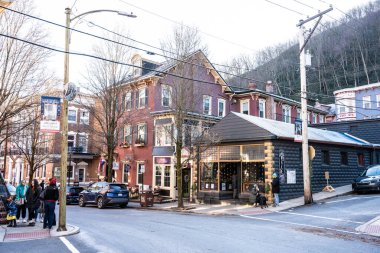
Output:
[[1, 193, 380, 253]]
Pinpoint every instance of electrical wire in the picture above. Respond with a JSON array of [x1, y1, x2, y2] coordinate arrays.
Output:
[[263, 0, 306, 16]]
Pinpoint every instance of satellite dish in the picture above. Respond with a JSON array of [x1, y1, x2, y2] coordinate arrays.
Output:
[[65, 82, 77, 101]]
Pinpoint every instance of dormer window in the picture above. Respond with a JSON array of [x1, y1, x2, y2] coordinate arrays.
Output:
[[131, 55, 142, 77]]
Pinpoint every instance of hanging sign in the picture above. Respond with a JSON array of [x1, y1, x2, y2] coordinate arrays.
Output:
[[294, 119, 302, 142], [40, 96, 61, 133]]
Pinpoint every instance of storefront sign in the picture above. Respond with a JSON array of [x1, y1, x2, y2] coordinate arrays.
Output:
[[40, 96, 61, 133], [154, 157, 171, 164], [287, 169, 296, 184]]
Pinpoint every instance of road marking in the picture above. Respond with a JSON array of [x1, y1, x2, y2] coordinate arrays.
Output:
[[240, 214, 362, 235], [60, 237, 80, 253], [325, 196, 380, 204], [277, 211, 364, 224]]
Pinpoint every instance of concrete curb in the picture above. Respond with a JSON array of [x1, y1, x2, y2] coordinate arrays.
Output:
[[356, 215, 380, 237], [50, 224, 80, 237], [0, 226, 5, 242]]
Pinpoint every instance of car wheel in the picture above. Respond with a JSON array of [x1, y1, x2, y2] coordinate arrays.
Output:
[[97, 197, 105, 209], [79, 196, 86, 207], [120, 203, 127, 208]]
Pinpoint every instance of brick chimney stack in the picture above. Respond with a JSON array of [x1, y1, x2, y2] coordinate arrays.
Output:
[[248, 83, 257, 90], [266, 80, 273, 93]]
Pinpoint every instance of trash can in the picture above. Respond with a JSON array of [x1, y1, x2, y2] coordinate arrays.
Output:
[[140, 191, 154, 207]]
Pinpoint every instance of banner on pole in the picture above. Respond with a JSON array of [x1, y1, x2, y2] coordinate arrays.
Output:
[[294, 119, 302, 142], [40, 96, 61, 133]]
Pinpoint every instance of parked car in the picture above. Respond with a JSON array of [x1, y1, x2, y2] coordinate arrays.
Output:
[[78, 182, 129, 209], [66, 186, 84, 204], [352, 165, 380, 193]]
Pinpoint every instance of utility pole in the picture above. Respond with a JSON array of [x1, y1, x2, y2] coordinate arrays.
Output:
[[297, 7, 332, 205]]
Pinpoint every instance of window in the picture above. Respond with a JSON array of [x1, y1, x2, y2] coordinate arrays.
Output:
[[42, 164, 46, 178], [282, 105, 291, 123], [377, 94, 380, 108], [137, 163, 144, 184], [241, 100, 249, 115], [78, 134, 87, 153], [357, 153, 365, 166], [340, 152, 348, 165], [183, 120, 200, 147], [296, 109, 301, 119], [125, 91, 132, 110], [155, 124, 172, 146], [307, 112, 311, 123], [218, 99, 226, 117], [162, 85, 171, 107], [259, 99, 266, 118], [79, 110, 89, 124], [319, 115, 325, 123], [123, 164, 130, 183], [363, 96, 371, 109], [164, 166, 170, 187], [132, 57, 142, 77], [68, 134, 75, 150], [155, 166, 162, 186], [136, 123, 147, 144], [124, 125, 132, 145], [138, 87, 147, 108], [322, 150, 330, 165], [68, 108, 77, 123], [312, 113, 317, 124], [203, 96, 211, 115]]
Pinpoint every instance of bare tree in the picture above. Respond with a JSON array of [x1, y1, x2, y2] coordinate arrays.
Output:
[[84, 29, 133, 182], [0, 0, 52, 147], [160, 25, 220, 208]]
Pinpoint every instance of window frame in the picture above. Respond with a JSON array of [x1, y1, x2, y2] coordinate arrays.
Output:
[[155, 124, 172, 146], [321, 150, 330, 165], [282, 105, 291, 123], [218, 98, 226, 117], [363, 96, 371, 109], [161, 85, 172, 107], [376, 94, 380, 108], [357, 153, 365, 167], [68, 107, 78, 123], [77, 133, 88, 153], [79, 109, 89, 125], [259, 99, 266, 118], [240, 99, 249, 115], [125, 91, 132, 110], [136, 123, 147, 144], [203, 95, 212, 115], [340, 151, 348, 166], [123, 125, 132, 145], [137, 162, 145, 185]]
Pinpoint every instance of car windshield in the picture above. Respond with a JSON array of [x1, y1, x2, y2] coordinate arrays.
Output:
[[110, 184, 127, 190], [362, 165, 380, 177]]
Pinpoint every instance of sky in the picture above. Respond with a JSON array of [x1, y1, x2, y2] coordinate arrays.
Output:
[[20, 0, 374, 86]]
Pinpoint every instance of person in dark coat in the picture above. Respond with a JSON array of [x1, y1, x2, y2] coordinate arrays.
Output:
[[40, 180, 45, 191], [271, 172, 280, 207], [6, 196, 17, 227], [43, 178, 59, 229], [26, 179, 42, 226]]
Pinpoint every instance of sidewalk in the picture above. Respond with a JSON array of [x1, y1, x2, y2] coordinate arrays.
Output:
[[0, 220, 79, 243]]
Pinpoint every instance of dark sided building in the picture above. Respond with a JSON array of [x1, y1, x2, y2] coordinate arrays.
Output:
[[198, 112, 380, 203]]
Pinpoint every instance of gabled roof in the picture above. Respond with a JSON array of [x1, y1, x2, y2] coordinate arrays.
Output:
[[211, 112, 376, 147], [122, 50, 230, 91]]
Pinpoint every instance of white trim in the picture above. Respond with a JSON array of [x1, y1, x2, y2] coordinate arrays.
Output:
[[240, 99, 250, 115], [334, 82, 380, 95], [282, 104, 291, 123], [259, 99, 266, 118], [68, 107, 78, 123], [161, 84, 172, 107], [203, 95, 212, 115], [217, 98, 226, 117], [79, 109, 89, 125], [362, 95, 371, 109], [77, 133, 88, 153]]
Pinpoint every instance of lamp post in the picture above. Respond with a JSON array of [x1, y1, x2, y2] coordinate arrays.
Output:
[[58, 7, 136, 232]]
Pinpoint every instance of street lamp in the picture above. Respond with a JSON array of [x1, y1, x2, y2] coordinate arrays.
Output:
[[58, 7, 136, 232]]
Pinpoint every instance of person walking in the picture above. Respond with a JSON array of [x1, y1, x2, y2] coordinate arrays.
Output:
[[271, 172, 280, 207], [15, 180, 28, 223], [26, 179, 42, 226], [43, 178, 59, 229]]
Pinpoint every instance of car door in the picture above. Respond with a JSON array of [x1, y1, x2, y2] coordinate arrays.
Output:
[[86, 183, 98, 203]]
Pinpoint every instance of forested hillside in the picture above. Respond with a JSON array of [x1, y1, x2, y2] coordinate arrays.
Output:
[[224, 0, 380, 104]]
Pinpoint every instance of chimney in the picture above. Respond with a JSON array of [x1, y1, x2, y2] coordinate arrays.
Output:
[[248, 82, 257, 90], [265, 80, 273, 93]]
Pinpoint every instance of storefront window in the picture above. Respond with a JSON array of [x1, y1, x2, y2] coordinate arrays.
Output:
[[242, 162, 265, 193], [164, 166, 170, 187], [219, 163, 238, 191], [219, 146, 240, 161], [242, 145, 265, 160], [200, 162, 218, 191], [200, 146, 218, 161], [155, 166, 162, 186]]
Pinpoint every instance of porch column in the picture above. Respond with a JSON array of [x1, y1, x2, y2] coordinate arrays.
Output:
[[264, 141, 274, 203]]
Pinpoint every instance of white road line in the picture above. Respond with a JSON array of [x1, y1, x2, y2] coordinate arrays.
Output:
[[60, 236, 80, 253], [240, 214, 362, 235], [277, 211, 364, 224], [325, 196, 380, 204]]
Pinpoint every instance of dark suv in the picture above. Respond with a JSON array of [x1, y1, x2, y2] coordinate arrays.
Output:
[[66, 186, 84, 204], [352, 165, 380, 193], [78, 182, 129, 209]]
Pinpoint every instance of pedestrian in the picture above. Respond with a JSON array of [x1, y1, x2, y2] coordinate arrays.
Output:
[[6, 195, 17, 227], [26, 179, 42, 226], [15, 179, 28, 223], [40, 180, 45, 191], [232, 172, 238, 199], [271, 172, 280, 207], [43, 177, 59, 229]]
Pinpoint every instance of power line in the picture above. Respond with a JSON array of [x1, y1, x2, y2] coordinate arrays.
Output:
[[292, 0, 320, 12], [263, 0, 306, 16], [0, 4, 269, 86], [117, 0, 257, 53]]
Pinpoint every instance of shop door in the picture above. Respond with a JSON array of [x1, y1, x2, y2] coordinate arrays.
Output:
[[182, 168, 191, 198], [242, 162, 265, 193], [78, 168, 84, 182]]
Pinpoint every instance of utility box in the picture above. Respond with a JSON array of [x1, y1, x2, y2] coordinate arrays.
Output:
[[140, 191, 154, 207]]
